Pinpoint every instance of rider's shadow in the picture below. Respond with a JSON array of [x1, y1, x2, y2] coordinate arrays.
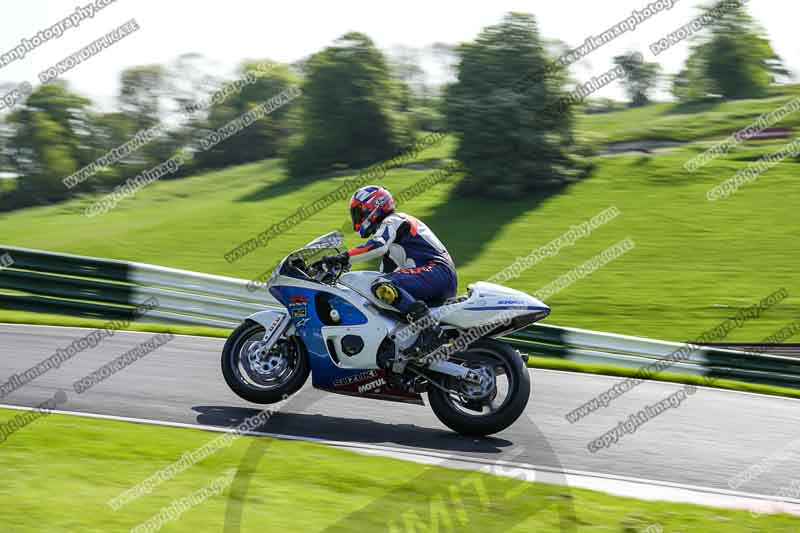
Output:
[[192, 405, 514, 455]]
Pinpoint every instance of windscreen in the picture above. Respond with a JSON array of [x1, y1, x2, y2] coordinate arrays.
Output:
[[269, 231, 345, 285]]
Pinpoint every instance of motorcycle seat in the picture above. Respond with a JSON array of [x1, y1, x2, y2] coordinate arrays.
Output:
[[429, 294, 468, 309]]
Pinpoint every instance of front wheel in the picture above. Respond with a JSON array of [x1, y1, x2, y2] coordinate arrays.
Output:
[[427, 339, 531, 437], [221, 320, 310, 404]]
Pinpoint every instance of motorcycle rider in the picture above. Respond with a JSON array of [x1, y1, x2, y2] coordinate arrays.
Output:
[[322, 185, 457, 358]]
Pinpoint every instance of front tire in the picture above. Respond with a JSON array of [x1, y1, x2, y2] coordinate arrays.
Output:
[[221, 321, 310, 404], [427, 339, 531, 437]]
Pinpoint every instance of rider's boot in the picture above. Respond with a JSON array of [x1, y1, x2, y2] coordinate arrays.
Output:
[[402, 301, 447, 362]]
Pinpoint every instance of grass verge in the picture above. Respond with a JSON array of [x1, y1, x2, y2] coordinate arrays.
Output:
[[2, 141, 799, 341], [0, 407, 797, 532], [526, 355, 800, 400]]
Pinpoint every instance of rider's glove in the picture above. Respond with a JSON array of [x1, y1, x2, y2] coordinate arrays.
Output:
[[322, 252, 350, 268]]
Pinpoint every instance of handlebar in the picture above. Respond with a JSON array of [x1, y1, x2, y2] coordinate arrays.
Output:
[[307, 258, 350, 285]]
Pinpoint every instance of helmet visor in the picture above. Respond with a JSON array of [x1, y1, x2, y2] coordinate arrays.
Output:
[[350, 205, 366, 231]]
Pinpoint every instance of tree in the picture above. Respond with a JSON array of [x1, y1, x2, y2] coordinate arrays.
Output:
[[678, 1, 785, 100], [119, 65, 167, 130], [445, 12, 588, 198], [166, 53, 222, 121], [193, 60, 299, 169], [6, 82, 91, 203], [614, 53, 661, 107], [118, 64, 203, 180], [79, 111, 138, 189], [287, 32, 412, 178], [0, 113, 12, 176]]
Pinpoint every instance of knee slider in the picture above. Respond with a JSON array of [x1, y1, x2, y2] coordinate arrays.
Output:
[[372, 281, 399, 305]]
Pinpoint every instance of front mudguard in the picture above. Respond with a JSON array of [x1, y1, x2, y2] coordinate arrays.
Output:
[[222, 314, 308, 404]]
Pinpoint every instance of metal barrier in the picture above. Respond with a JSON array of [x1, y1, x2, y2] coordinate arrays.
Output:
[[504, 325, 800, 388], [0, 246, 273, 329], [2, 245, 799, 389]]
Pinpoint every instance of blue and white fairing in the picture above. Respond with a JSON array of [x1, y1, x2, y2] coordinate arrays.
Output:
[[246, 232, 422, 403], [337, 273, 549, 333], [433, 281, 551, 335], [244, 231, 549, 403], [268, 283, 422, 403]]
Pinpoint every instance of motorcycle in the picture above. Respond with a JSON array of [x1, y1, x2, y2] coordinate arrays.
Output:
[[221, 231, 551, 436]]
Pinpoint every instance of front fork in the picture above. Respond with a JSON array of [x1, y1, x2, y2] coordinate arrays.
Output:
[[245, 309, 294, 352]]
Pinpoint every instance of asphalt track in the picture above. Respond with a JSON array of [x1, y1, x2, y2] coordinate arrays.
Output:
[[2, 323, 800, 514]]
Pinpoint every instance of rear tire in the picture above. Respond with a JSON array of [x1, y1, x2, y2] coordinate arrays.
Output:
[[427, 339, 530, 437], [221, 321, 310, 404]]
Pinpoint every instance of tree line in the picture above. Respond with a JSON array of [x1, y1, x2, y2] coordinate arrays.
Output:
[[0, 1, 789, 209]]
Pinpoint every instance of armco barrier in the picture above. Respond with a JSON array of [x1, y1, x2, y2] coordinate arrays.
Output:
[[504, 325, 800, 388], [2, 245, 799, 389], [0, 246, 275, 329]]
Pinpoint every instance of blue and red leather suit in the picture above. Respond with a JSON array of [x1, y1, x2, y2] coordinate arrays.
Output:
[[346, 213, 457, 314]]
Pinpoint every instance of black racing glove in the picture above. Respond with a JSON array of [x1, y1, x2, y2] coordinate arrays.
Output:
[[321, 251, 350, 268]]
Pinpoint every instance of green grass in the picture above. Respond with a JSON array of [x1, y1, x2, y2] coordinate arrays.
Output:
[[578, 84, 800, 144], [3, 87, 800, 345], [527, 356, 800, 400], [1, 407, 798, 532], [2, 137, 799, 342]]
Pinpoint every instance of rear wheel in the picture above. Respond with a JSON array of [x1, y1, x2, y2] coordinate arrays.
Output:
[[221, 321, 309, 404], [427, 339, 530, 436]]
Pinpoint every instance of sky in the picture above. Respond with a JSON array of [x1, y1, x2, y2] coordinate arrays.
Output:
[[0, 0, 797, 111]]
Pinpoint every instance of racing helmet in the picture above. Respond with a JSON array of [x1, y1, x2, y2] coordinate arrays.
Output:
[[349, 186, 395, 238]]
